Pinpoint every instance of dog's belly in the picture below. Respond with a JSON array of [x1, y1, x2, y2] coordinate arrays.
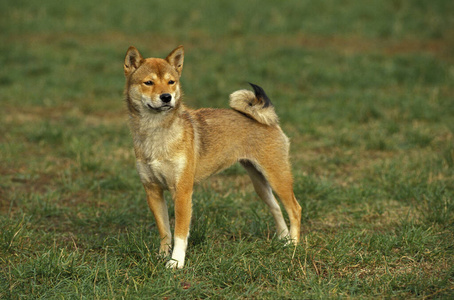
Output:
[[194, 150, 240, 182]]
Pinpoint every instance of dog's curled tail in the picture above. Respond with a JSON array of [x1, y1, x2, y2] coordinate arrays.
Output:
[[229, 83, 279, 126]]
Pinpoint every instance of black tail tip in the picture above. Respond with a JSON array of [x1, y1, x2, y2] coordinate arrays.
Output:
[[248, 83, 273, 108]]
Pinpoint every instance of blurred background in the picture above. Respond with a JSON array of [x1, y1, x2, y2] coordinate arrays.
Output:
[[2, 0, 452, 111]]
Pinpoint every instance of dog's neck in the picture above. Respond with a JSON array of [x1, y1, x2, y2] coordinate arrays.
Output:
[[128, 98, 186, 160]]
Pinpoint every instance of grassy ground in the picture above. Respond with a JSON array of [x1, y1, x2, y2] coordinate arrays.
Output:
[[1, 0, 453, 298]]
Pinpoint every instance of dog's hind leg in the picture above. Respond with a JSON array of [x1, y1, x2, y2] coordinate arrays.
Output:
[[241, 160, 290, 239], [263, 163, 301, 245], [242, 159, 301, 244]]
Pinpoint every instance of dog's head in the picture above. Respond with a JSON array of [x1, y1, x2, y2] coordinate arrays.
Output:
[[124, 46, 184, 113]]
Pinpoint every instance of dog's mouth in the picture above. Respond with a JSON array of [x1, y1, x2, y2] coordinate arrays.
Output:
[[146, 104, 173, 112]]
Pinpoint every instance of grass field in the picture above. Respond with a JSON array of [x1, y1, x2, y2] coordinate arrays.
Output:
[[1, 0, 453, 298]]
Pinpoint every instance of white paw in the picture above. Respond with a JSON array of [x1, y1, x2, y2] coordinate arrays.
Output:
[[277, 229, 290, 240], [165, 258, 184, 269], [165, 236, 187, 269], [277, 232, 298, 247]]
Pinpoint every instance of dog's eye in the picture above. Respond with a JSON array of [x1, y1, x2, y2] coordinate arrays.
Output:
[[168, 80, 175, 85], [144, 81, 154, 86]]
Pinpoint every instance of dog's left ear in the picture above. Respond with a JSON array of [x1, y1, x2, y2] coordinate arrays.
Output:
[[166, 45, 184, 76]]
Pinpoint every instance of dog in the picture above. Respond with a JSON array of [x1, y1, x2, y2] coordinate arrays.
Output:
[[123, 45, 301, 269]]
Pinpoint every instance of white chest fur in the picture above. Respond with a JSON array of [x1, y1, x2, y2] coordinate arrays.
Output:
[[132, 114, 187, 189], [136, 156, 186, 189]]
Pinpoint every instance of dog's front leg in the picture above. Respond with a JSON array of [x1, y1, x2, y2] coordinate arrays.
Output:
[[166, 182, 193, 269], [144, 183, 172, 256]]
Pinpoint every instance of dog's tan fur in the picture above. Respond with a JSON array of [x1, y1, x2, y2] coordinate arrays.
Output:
[[124, 46, 302, 268]]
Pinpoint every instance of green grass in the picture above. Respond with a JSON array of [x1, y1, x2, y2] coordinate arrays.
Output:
[[1, 0, 453, 298]]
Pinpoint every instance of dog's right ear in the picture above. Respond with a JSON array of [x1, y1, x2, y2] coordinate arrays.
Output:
[[124, 46, 144, 76]]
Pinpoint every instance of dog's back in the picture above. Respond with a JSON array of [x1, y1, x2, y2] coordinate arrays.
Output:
[[187, 106, 290, 182]]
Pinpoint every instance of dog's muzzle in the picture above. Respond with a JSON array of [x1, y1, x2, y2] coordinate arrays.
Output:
[[144, 93, 174, 112], [146, 103, 173, 112]]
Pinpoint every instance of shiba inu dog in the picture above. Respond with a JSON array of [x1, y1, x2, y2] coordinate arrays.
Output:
[[123, 45, 301, 269]]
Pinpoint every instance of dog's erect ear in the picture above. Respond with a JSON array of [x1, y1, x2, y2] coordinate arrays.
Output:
[[124, 46, 144, 76], [166, 45, 184, 76]]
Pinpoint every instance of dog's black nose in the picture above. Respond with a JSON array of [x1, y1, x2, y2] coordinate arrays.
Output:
[[160, 93, 172, 103]]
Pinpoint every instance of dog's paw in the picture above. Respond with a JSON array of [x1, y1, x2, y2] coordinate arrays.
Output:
[[276, 229, 292, 244], [166, 258, 184, 269], [277, 233, 298, 247], [285, 238, 299, 247], [277, 229, 290, 240], [165, 237, 187, 269], [159, 244, 171, 257]]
